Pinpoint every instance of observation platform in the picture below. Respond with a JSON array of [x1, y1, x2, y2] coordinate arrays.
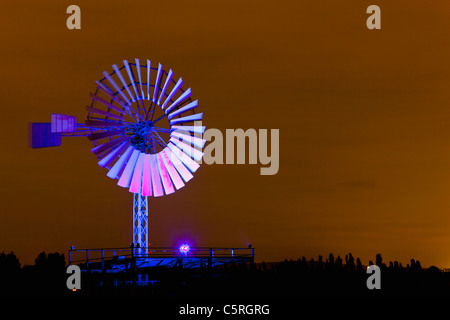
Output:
[[68, 246, 255, 273]]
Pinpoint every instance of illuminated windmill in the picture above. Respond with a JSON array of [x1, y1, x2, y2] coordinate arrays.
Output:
[[30, 59, 205, 255]]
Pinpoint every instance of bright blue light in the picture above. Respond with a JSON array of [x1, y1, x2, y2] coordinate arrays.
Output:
[[179, 244, 190, 254]]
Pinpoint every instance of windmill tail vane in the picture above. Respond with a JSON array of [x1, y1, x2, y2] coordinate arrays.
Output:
[[30, 59, 205, 254]]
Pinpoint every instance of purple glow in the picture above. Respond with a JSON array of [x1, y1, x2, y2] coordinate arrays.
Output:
[[179, 244, 190, 254]]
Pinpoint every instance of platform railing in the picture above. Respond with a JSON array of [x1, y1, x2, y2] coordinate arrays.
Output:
[[68, 246, 254, 268]]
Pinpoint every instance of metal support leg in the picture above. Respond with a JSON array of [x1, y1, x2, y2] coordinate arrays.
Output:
[[133, 192, 148, 256]]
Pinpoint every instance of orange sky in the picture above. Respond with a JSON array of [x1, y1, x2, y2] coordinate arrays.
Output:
[[1, 0, 450, 267]]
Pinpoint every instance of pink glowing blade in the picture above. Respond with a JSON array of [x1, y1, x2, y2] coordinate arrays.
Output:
[[129, 152, 145, 193], [141, 154, 152, 196], [160, 149, 185, 190], [150, 154, 164, 197], [168, 143, 200, 173], [164, 147, 193, 183]]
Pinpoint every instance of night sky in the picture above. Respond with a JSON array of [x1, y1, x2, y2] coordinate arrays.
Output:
[[1, 1, 450, 267]]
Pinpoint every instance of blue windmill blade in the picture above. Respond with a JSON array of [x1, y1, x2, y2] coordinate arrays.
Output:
[[98, 141, 129, 168], [161, 78, 184, 110], [134, 59, 145, 100], [172, 125, 206, 134], [164, 88, 191, 113], [146, 59, 151, 100], [167, 100, 198, 120], [86, 106, 123, 120], [152, 63, 163, 103], [118, 149, 141, 188], [123, 60, 140, 101], [169, 113, 203, 125], [157, 69, 173, 106], [103, 71, 131, 106]]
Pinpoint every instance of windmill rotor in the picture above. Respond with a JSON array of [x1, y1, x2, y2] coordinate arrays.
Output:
[[88, 60, 205, 197]]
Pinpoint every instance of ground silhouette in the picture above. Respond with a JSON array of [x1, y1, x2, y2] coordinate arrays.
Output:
[[0, 251, 449, 299]]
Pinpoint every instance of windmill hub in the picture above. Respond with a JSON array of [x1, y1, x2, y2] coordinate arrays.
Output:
[[126, 120, 165, 153]]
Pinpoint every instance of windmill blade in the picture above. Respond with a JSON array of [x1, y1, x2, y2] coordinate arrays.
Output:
[[157, 152, 176, 194], [86, 106, 123, 120], [152, 63, 163, 102], [118, 149, 141, 188], [169, 137, 204, 162], [163, 147, 193, 183], [157, 69, 173, 105], [141, 154, 152, 196], [169, 113, 203, 125], [135, 58, 145, 99], [167, 100, 198, 120], [160, 151, 185, 190], [150, 154, 164, 197], [172, 125, 206, 134], [103, 71, 131, 106], [107, 145, 134, 179], [161, 78, 184, 110], [98, 141, 129, 168], [171, 130, 206, 149], [146, 59, 151, 100], [164, 88, 191, 113], [113, 64, 135, 102], [168, 143, 200, 173], [90, 92, 126, 115], [88, 129, 124, 141], [123, 60, 140, 101], [91, 136, 129, 155], [94, 82, 127, 110], [86, 120, 124, 127], [129, 152, 145, 193]]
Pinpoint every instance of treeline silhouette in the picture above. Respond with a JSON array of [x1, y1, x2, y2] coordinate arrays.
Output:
[[0, 251, 67, 298], [0, 251, 449, 299]]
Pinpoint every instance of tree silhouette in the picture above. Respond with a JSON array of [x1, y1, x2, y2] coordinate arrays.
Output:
[[328, 253, 334, 265], [347, 253, 355, 271], [0, 251, 20, 273], [375, 253, 383, 268], [356, 258, 363, 272]]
